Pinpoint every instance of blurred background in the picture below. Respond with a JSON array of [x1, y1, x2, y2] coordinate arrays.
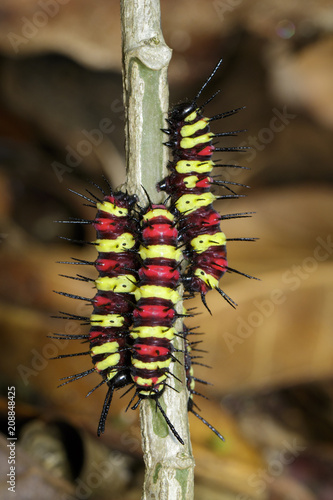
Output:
[[0, 0, 333, 499]]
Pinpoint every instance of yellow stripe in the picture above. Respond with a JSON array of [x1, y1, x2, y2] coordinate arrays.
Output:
[[106, 371, 117, 381], [175, 160, 213, 174], [190, 232, 226, 254], [130, 326, 176, 340], [139, 244, 182, 262], [95, 353, 120, 371], [190, 375, 195, 391], [91, 341, 119, 355], [183, 175, 200, 189], [180, 118, 208, 138], [134, 285, 180, 304], [184, 110, 198, 122], [175, 192, 216, 214], [143, 209, 174, 222], [194, 268, 219, 289], [132, 358, 171, 370], [180, 133, 211, 149], [96, 275, 137, 293], [90, 314, 125, 327], [134, 377, 165, 388], [96, 201, 128, 218], [95, 233, 135, 252]]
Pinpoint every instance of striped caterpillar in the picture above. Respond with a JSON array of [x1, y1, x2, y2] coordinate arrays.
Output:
[[158, 59, 257, 313], [127, 201, 184, 443], [53, 184, 139, 435]]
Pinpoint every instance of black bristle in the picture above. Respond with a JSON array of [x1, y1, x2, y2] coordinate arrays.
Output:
[[68, 188, 96, 204], [53, 290, 92, 302]]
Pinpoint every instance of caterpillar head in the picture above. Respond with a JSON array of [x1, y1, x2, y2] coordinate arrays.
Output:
[[168, 101, 197, 124]]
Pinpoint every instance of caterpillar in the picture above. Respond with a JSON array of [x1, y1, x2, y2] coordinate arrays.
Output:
[[52, 183, 139, 436], [127, 201, 185, 444], [158, 59, 257, 312]]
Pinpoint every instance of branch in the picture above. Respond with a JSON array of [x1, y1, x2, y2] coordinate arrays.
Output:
[[121, 0, 170, 204]]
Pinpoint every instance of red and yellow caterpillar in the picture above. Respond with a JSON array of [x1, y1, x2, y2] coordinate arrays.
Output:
[[159, 59, 257, 312], [128, 203, 184, 443], [53, 186, 139, 435]]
